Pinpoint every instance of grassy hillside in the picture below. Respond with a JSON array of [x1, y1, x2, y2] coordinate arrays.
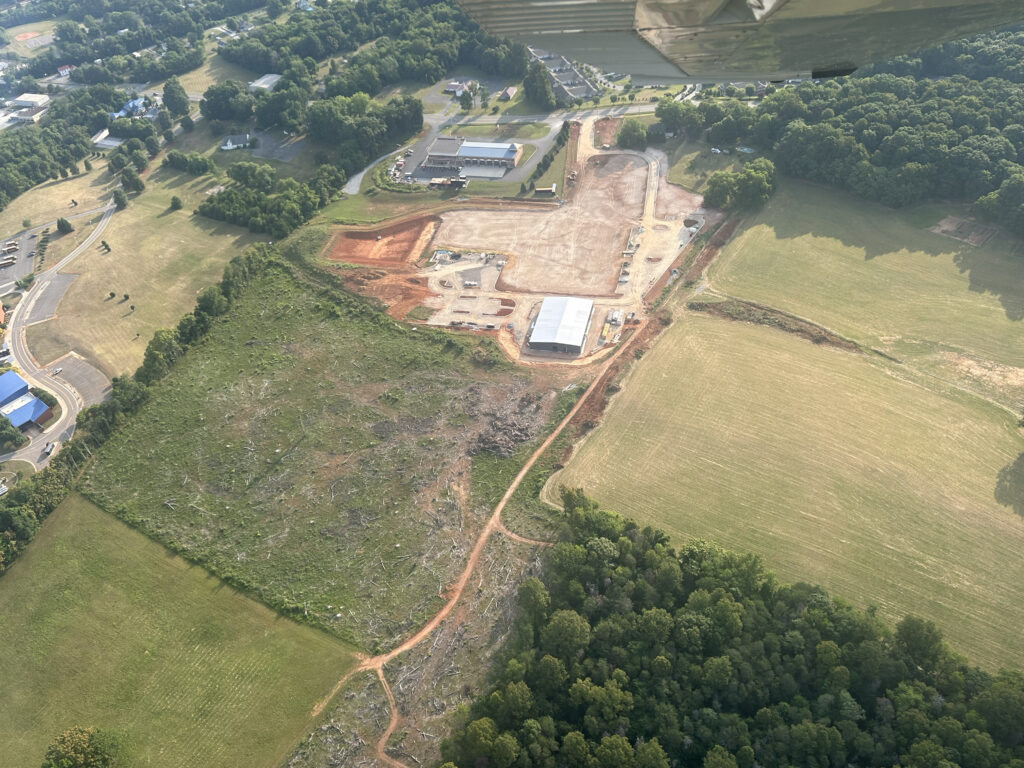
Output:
[[552, 310, 1024, 669], [81, 263, 551, 651], [0, 494, 354, 768], [26, 160, 258, 376], [708, 180, 1024, 406]]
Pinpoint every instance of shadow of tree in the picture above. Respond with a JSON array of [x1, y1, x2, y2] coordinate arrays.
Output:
[[762, 182, 1024, 322], [995, 452, 1024, 517]]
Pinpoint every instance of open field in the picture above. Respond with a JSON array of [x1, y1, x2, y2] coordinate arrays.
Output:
[[32, 213, 102, 273], [444, 121, 550, 140], [551, 310, 1024, 669], [0, 161, 113, 239], [0, 20, 57, 58], [81, 263, 561, 650], [433, 153, 646, 296], [709, 180, 1024, 406], [0, 494, 355, 768], [26, 162, 258, 376], [172, 46, 256, 95]]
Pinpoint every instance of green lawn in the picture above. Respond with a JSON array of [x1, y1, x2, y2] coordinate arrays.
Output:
[[666, 138, 744, 192], [0, 20, 57, 58], [26, 160, 258, 377], [552, 310, 1024, 670], [708, 180, 1024, 406], [0, 494, 355, 768], [444, 121, 550, 140], [80, 264, 541, 652]]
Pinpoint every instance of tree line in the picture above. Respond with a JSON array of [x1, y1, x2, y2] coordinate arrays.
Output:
[[0, 243, 276, 575], [441, 489, 1024, 768], [654, 72, 1024, 233]]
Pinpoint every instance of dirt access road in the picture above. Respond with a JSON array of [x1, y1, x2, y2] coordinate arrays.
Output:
[[311, 333, 640, 765]]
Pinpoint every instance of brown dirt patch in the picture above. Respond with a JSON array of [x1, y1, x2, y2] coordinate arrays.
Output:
[[327, 216, 438, 267], [325, 217, 440, 318], [656, 174, 703, 221], [682, 218, 740, 284], [688, 298, 862, 352], [14, 31, 40, 41], [436, 154, 647, 297], [594, 117, 622, 148], [929, 216, 998, 246]]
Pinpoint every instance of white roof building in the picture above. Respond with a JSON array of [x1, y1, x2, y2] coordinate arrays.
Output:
[[12, 93, 50, 108], [528, 297, 595, 355], [248, 74, 282, 92]]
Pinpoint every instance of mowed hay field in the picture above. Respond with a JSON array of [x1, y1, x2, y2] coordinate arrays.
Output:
[[0, 494, 355, 768], [552, 311, 1024, 669], [27, 162, 258, 376], [0, 159, 114, 238], [708, 181, 1024, 404]]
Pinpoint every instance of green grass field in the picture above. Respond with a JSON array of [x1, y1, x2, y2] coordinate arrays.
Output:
[[551, 310, 1024, 669], [708, 180, 1024, 406], [81, 263, 547, 651], [26, 160, 259, 376], [0, 20, 57, 58], [444, 121, 550, 140], [172, 46, 256, 95], [0, 160, 114, 239], [0, 494, 355, 768], [666, 138, 744, 192]]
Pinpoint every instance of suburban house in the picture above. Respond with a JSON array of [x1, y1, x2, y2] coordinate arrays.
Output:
[[220, 134, 250, 151], [498, 86, 518, 101]]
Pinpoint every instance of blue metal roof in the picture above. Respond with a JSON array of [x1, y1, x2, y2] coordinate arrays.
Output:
[[6, 396, 49, 428], [0, 370, 28, 406]]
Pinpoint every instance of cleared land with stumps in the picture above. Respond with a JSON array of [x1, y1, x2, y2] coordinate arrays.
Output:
[[81, 261, 559, 651], [551, 310, 1024, 670], [0, 494, 355, 768], [708, 180, 1024, 407]]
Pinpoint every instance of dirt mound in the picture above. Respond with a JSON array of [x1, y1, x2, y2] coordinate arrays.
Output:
[[688, 298, 861, 352], [594, 117, 622, 147]]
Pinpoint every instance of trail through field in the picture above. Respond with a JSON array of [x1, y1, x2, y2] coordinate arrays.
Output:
[[311, 326, 636, 763]]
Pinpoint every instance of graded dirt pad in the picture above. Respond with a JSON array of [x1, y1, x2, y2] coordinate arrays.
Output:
[[14, 31, 39, 41], [594, 117, 622, 147], [929, 216, 998, 246], [326, 216, 438, 267], [325, 217, 440, 318], [433, 154, 647, 296]]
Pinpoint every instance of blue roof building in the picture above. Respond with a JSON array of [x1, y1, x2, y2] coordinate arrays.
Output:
[[0, 370, 29, 403], [0, 370, 52, 430], [425, 137, 523, 169], [110, 97, 147, 119]]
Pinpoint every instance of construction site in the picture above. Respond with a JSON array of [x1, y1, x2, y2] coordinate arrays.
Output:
[[323, 116, 714, 364]]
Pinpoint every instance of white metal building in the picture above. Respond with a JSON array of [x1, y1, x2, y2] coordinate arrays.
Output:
[[12, 93, 50, 108], [248, 74, 282, 92], [528, 297, 594, 355]]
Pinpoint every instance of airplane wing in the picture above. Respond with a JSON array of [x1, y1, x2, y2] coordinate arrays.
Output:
[[455, 0, 1024, 82]]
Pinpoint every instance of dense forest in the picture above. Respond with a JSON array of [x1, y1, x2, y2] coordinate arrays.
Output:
[[1, 0, 266, 82], [218, 0, 527, 97], [862, 26, 1024, 83], [441, 490, 1024, 768], [197, 160, 346, 238], [657, 71, 1024, 233], [0, 84, 129, 211]]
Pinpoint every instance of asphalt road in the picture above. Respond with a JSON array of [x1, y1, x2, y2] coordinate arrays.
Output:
[[0, 204, 115, 469]]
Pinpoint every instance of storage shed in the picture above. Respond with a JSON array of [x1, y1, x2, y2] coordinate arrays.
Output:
[[527, 297, 594, 355]]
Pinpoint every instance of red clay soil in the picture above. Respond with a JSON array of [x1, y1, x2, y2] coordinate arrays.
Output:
[[681, 218, 740, 284], [325, 216, 441, 319], [594, 117, 622, 147]]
